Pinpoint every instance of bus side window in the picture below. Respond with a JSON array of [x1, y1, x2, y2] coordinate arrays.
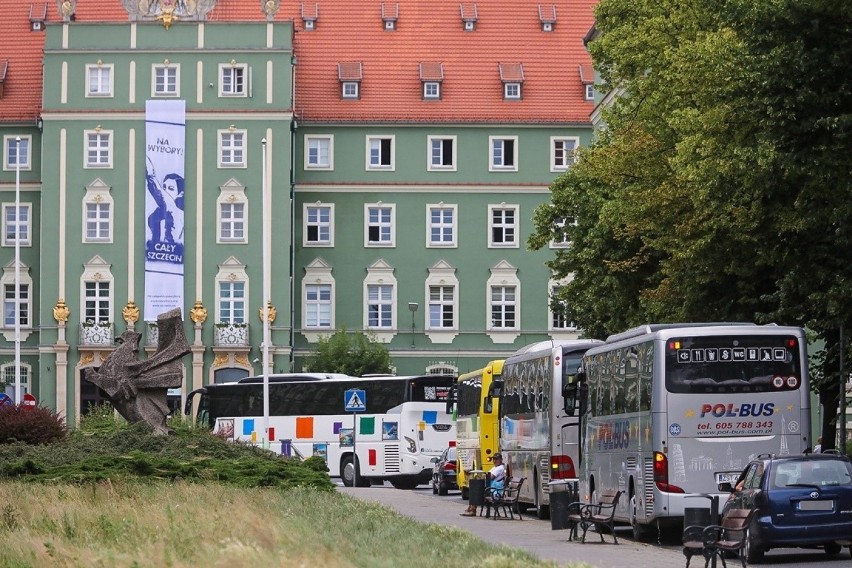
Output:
[[563, 369, 583, 417]]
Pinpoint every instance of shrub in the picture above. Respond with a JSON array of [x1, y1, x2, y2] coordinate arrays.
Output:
[[0, 405, 67, 445]]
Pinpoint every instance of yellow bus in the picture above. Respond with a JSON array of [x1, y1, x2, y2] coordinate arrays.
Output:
[[454, 360, 504, 499]]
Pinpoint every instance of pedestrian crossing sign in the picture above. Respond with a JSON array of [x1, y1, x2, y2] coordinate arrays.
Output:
[[344, 389, 367, 413]]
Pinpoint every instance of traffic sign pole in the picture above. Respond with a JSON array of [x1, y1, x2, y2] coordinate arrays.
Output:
[[344, 389, 367, 486]]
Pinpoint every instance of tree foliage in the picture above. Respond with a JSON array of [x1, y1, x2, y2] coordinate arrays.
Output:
[[530, 0, 852, 446], [304, 328, 393, 377]]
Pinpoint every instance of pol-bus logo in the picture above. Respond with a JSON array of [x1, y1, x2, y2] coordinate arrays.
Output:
[[669, 423, 682, 436]]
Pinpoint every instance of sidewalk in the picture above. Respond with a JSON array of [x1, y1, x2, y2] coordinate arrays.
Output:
[[339, 484, 686, 568]]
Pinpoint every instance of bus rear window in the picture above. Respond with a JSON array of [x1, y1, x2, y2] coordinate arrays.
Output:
[[665, 335, 801, 394]]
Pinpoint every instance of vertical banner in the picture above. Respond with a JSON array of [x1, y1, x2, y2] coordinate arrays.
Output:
[[144, 100, 186, 320]]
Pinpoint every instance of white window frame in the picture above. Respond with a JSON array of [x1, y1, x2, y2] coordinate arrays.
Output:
[[424, 260, 458, 343], [215, 257, 249, 325], [489, 136, 518, 171], [3, 136, 31, 171], [364, 203, 395, 247], [86, 63, 114, 98], [80, 256, 114, 325], [1, 260, 33, 341], [548, 278, 579, 337], [549, 216, 576, 249], [218, 129, 247, 168], [366, 135, 395, 170], [486, 260, 520, 343], [82, 179, 113, 243], [551, 136, 580, 172], [304, 203, 334, 247], [84, 130, 113, 169], [426, 203, 457, 248], [585, 84, 595, 101], [427, 135, 456, 171], [304, 135, 334, 170], [1, 363, 31, 402], [423, 81, 441, 99], [2, 202, 32, 247], [342, 81, 360, 99], [217, 178, 248, 244], [488, 204, 519, 248], [152, 63, 180, 97], [363, 259, 397, 341], [219, 63, 249, 97], [504, 82, 521, 100], [302, 257, 335, 341]]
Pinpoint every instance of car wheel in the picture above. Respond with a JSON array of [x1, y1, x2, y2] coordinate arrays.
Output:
[[744, 526, 764, 563], [461, 486, 469, 500], [438, 482, 448, 496], [824, 542, 841, 556]]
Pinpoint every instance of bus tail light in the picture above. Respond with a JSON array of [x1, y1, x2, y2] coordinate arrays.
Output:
[[368, 449, 377, 466], [551, 454, 576, 479], [653, 451, 684, 493]]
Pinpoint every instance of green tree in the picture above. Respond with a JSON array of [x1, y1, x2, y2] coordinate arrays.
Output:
[[304, 328, 393, 377], [530, 0, 851, 448]]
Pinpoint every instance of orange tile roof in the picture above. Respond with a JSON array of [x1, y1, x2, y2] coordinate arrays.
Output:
[[284, 0, 598, 125], [0, 1, 292, 123], [0, 0, 48, 122]]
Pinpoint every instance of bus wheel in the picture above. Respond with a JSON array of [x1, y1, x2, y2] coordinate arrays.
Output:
[[534, 475, 550, 520], [630, 493, 654, 542], [341, 456, 357, 487]]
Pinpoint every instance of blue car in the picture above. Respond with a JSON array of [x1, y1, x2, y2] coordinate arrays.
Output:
[[722, 452, 852, 562]]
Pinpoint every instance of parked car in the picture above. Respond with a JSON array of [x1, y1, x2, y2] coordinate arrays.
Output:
[[431, 445, 457, 496], [720, 452, 852, 562]]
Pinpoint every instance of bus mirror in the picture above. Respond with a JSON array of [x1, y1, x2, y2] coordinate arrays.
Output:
[[484, 397, 493, 414]]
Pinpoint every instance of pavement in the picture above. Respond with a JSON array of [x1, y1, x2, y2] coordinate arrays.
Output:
[[338, 484, 687, 568]]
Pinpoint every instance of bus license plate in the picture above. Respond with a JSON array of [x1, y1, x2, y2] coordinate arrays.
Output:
[[715, 471, 740, 485]]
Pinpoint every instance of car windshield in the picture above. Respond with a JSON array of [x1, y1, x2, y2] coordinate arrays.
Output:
[[771, 458, 852, 488]]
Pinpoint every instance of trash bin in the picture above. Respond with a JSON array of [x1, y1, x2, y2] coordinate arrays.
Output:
[[469, 471, 487, 507], [549, 479, 579, 530], [684, 507, 711, 530]]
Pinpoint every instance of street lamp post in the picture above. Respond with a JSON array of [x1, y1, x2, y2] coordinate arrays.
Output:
[[261, 138, 271, 447], [14, 137, 21, 404], [408, 302, 418, 348]]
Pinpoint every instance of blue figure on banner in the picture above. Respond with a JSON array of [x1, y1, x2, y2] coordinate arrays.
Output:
[[146, 157, 185, 247]]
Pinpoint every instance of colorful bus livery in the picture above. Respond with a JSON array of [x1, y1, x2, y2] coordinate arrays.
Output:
[[578, 323, 810, 540], [186, 374, 456, 489]]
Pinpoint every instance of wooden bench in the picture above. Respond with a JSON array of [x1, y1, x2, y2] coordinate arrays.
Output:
[[697, 508, 754, 568], [566, 489, 622, 544], [482, 477, 526, 520]]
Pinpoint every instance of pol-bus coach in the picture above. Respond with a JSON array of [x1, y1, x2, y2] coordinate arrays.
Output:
[[499, 339, 603, 518], [185, 373, 455, 489], [577, 323, 811, 539], [453, 360, 503, 499]]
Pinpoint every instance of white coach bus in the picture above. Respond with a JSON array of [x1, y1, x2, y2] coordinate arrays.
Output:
[[186, 373, 455, 489], [499, 339, 603, 518], [577, 323, 811, 539]]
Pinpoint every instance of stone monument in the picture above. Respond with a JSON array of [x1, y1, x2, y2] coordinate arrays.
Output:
[[83, 307, 190, 435]]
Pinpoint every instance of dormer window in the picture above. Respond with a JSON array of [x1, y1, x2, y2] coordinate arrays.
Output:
[[301, 2, 318, 31], [419, 62, 444, 100], [338, 62, 363, 99], [382, 3, 399, 31], [579, 63, 595, 101], [460, 3, 478, 31], [499, 63, 525, 100], [538, 4, 556, 32], [0, 60, 8, 99], [29, 3, 47, 32]]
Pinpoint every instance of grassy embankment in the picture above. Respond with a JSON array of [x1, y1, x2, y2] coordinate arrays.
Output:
[[0, 409, 580, 568]]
